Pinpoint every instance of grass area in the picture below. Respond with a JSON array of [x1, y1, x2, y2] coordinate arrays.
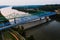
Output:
[[3, 31, 16, 40]]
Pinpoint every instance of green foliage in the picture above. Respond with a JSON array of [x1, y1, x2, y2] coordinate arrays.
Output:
[[0, 12, 9, 23]]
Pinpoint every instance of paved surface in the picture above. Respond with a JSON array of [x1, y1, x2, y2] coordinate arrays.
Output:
[[26, 20, 60, 40]]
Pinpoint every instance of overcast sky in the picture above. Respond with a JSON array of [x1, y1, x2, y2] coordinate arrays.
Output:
[[0, 0, 60, 6]]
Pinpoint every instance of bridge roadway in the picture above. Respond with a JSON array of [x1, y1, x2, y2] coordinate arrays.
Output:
[[0, 12, 56, 31]]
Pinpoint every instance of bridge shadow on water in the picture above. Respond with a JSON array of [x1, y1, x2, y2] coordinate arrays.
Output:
[[26, 16, 60, 40]]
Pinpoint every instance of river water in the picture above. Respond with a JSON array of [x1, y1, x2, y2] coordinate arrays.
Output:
[[26, 17, 60, 40]]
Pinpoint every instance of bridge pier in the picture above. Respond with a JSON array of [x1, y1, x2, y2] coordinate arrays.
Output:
[[45, 16, 50, 22], [14, 18, 16, 24]]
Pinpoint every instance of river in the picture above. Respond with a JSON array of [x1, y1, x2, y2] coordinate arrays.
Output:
[[26, 17, 60, 40]]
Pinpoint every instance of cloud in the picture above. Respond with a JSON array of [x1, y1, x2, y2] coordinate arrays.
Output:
[[0, 0, 60, 6]]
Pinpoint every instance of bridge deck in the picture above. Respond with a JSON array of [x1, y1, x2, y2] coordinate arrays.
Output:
[[0, 12, 56, 31]]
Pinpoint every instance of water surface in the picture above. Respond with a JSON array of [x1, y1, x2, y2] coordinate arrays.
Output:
[[26, 18, 60, 40]]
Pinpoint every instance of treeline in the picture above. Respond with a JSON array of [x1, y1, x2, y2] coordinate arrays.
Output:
[[12, 4, 60, 12], [39, 4, 60, 12]]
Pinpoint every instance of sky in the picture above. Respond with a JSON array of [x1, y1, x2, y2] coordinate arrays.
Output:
[[0, 0, 60, 6]]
